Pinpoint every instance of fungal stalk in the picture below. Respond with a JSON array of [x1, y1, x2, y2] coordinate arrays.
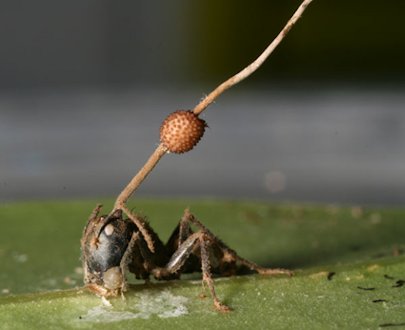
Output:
[[113, 0, 314, 227]]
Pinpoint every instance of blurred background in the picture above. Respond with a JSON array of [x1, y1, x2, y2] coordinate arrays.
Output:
[[1, 0, 404, 205]]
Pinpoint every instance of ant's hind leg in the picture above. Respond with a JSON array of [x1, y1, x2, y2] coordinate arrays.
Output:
[[181, 209, 293, 277], [156, 228, 231, 312], [198, 232, 232, 312], [165, 209, 195, 252], [155, 209, 291, 311]]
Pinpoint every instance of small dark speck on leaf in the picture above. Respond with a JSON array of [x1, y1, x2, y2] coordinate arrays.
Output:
[[327, 272, 336, 281], [78, 316, 82, 319], [349, 245, 361, 252], [372, 299, 388, 303], [384, 274, 395, 280], [357, 286, 376, 291], [392, 280, 405, 288], [379, 322, 405, 328]]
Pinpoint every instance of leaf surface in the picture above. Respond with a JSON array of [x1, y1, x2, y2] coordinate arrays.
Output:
[[1, 200, 404, 329]]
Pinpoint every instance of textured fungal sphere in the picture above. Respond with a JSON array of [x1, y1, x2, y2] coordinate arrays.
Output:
[[160, 110, 206, 154]]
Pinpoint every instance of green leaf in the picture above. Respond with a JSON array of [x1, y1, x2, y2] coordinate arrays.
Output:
[[1, 200, 405, 329]]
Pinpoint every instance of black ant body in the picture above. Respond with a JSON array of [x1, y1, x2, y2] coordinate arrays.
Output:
[[81, 205, 291, 312]]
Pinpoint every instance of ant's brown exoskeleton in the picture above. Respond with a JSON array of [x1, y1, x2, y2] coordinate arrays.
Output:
[[80, 0, 313, 312], [81, 204, 292, 312]]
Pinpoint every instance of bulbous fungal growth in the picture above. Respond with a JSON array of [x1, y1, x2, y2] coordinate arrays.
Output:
[[160, 110, 206, 154]]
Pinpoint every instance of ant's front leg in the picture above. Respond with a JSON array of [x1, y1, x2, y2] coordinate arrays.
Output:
[[119, 204, 157, 254]]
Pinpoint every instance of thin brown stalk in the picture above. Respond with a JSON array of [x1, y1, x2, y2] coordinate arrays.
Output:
[[113, 0, 314, 211], [193, 0, 314, 116], [114, 143, 167, 210]]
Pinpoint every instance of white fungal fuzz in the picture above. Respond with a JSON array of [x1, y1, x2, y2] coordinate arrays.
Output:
[[101, 296, 112, 307]]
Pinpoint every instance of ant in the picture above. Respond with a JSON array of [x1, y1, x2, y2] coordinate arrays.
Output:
[[81, 204, 292, 312]]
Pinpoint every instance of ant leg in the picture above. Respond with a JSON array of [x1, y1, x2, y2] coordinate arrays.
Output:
[[165, 209, 195, 254], [118, 231, 142, 295], [198, 232, 232, 312], [81, 205, 109, 289], [152, 232, 201, 278], [155, 229, 231, 312], [162, 205, 293, 312], [81, 204, 103, 245], [178, 212, 193, 245], [120, 204, 156, 253], [182, 209, 293, 276], [124, 212, 172, 279]]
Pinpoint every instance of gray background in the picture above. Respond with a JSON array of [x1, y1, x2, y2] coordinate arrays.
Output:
[[1, 1, 404, 206]]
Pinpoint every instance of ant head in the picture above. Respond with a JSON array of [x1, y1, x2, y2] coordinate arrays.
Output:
[[81, 206, 135, 295]]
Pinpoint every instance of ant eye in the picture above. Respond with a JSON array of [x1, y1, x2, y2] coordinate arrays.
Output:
[[104, 224, 114, 236]]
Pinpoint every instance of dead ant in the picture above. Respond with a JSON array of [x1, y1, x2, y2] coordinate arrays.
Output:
[[81, 204, 292, 312]]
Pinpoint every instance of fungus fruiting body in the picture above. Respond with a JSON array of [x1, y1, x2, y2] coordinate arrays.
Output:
[[160, 110, 206, 154]]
